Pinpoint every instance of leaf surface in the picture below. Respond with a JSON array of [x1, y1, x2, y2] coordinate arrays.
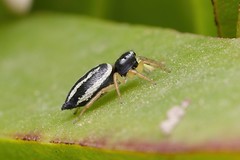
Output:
[[0, 13, 240, 159]]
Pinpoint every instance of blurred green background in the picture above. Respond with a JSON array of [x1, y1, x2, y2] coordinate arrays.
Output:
[[1, 0, 217, 36]]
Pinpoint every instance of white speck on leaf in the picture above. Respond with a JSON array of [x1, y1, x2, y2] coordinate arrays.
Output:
[[160, 99, 190, 135]]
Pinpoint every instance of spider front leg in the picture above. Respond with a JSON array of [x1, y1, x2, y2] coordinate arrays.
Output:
[[137, 56, 171, 73], [127, 69, 156, 85]]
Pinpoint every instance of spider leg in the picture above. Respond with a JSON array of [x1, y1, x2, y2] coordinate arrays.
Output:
[[128, 69, 156, 85], [73, 84, 114, 123], [113, 72, 124, 104], [137, 56, 171, 73]]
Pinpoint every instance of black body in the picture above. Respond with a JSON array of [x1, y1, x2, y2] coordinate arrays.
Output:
[[62, 51, 139, 110], [61, 63, 114, 110], [114, 51, 138, 76]]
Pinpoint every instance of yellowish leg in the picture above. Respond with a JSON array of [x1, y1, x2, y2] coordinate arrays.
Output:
[[73, 84, 114, 123], [136, 60, 144, 73], [128, 69, 156, 85], [113, 73, 123, 103], [113, 73, 122, 97], [137, 56, 171, 73]]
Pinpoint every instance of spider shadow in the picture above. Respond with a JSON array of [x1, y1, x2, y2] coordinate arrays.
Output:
[[74, 80, 140, 117]]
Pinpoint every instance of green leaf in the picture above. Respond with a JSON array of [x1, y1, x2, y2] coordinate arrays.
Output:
[[0, 13, 240, 159], [212, 0, 240, 37]]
